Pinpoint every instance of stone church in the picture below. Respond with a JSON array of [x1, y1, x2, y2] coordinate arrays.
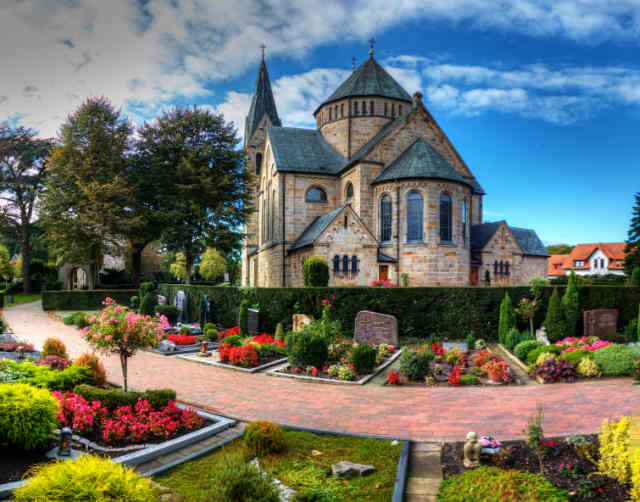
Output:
[[241, 49, 548, 287]]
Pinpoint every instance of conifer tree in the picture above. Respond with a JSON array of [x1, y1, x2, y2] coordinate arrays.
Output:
[[561, 270, 580, 337], [624, 192, 640, 276], [544, 287, 567, 342], [484, 269, 491, 286], [637, 304, 640, 343], [631, 266, 640, 287], [498, 293, 516, 345]]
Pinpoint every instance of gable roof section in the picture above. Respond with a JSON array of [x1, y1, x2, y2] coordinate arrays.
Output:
[[245, 60, 281, 142], [471, 221, 504, 252], [372, 138, 472, 187], [268, 126, 346, 174], [471, 221, 548, 257], [315, 57, 411, 113], [290, 206, 346, 251], [565, 242, 627, 271], [548, 254, 570, 276]]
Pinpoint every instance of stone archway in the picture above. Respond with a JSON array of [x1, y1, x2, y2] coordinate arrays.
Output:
[[70, 267, 87, 290]]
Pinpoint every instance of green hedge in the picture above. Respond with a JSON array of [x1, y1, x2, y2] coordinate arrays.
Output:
[[42, 290, 138, 311], [154, 285, 640, 341]]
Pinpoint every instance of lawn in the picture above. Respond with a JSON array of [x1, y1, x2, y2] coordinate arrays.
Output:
[[155, 429, 403, 502], [4, 294, 41, 307]]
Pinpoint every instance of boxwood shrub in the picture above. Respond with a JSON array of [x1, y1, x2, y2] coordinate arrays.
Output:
[[73, 384, 176, 411], [0, 360, 93, 391], [350, 344, 377, 375], [0, 383, 59, 451], [399, 349, 433, 381], [244, 420, 285, 457], [593, 344, 640, 376], [513, 340, 543, 362], [287, 331, 329, 369]]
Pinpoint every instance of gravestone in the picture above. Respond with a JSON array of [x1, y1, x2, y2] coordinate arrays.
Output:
[[292, 314, 313, 332], [354, 311, 398, 346], [236, 308, 260, 335], [583, 309, 618, 338], [157, 295, 167, 306]]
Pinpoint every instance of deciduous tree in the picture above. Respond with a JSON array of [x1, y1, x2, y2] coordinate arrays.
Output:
[[199, 248, 226, 282]]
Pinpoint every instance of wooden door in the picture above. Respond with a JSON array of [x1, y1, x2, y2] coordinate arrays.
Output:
[[470, 266, 479, 286], [379, 265, 389, 282]]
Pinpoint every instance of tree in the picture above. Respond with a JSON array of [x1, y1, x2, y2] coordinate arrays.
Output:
[[484, 269, 491, 286], [631, 267, 640, 287], [199, 248, 227, 282], [544, 287, 567, 342], [546, 244, 573, 255], [624, 192, 640, 276], [0, 245, 14, 281], [303, 257, 329, 287], [40, 98, 138, 288], [136, 107, 249, 284], [0, 125, 52, 292], [169, 252, 189, 282], [561, 270, 580, 337], [498, 293, 516, 345]]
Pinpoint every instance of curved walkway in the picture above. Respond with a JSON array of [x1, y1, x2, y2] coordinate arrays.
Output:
[[4, 301, 639, 441]]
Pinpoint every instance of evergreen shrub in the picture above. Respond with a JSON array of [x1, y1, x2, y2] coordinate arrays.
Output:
[[350, 344, 377, 375], [73, 384, 176, 411], [130, 296, 139, 310], [239, 299, 250, 337], [593, 344, 640, 376], [42, 290, 137, 311], [139, 292, 157, 316], [544, 288, 567, 342], [302, 257, 329, 287], [42, 337, 68, 359], [399, 349, 433, 381], [513, 340, 543, 362], [154, 305, 179, 324], [73, 353, 107, 387], [287, 331, 329, 369], [212, 453, 280, 502], [244, 420, 285, 457]]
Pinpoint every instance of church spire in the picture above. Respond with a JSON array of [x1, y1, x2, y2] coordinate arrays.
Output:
[[245, 47, 281, 143]]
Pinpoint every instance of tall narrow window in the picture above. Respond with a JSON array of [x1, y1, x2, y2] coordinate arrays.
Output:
[[329, 107, 332, 121], [380, 194, 392, 242], [255, 153, 262, 175], [505, 262, 510, 276], [346, 182, 354, 201], [370, 101, 374, 115], [362, 100, 366, 115], [439, 193, 452, 242], [335, 105, 338, 118], [342, 255, 349, 273], [333, 255, 340, 273], [461, 199, 467, 244], [384, 102, 388, 116], [354, 101, 359, 115], [407, 191, 423, 242], [341, 103, 344, 117], [271, 190, 275, 240], [351, 256, 359, 273], [494, 261, 498, 275], [398, 105, 403, 115], [391, 103, 396, 116]]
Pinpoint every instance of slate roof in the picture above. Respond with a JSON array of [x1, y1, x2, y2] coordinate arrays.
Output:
[[373, 138, 472, 187], [347, 110, 410, 165], [245, 60, 281, 142], [471, 221, 549, 257], [290, 206, 347, 251], [315, 57, 412, 113], [267, 126, 346, 174], [377, 250, 397, 263]]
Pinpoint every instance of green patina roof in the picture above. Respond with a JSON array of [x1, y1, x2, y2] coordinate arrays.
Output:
[[372, 138, 472, 186], [315, 57, 412, 113], [471, 221, 548, 257], [290, 206, 347, 250], [245, 60, 281, 142], [268, 126, 346, 174]]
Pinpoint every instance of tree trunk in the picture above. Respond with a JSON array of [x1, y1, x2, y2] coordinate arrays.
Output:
[[120, 353, 128, 392], [185, 245, 193, 285], [529, 317, 535, 338], [21, 224, 31, 294], [131, 245, 144, 287]]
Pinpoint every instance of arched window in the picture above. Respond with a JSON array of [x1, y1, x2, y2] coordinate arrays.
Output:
[[333, 255, 340, 274], [351, 255, 359, 273], [370, 101, 374, 115], [344, 215, 348, 229], [345, 182, 354, 200], [384, 102, 388, 116], [380, 194, 392, 242], [354, 101, 358, 115], [439, 193, 452, 242], [342, 255, 349, 273], [461, 199, 467, 244], [306, 186, 327, 203], [271, 189, 276, 240], [407, 191, 423, 242], [255, 153, 262, 175]]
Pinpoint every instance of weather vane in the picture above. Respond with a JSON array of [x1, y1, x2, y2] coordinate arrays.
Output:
[[369, 38, 375, 56], [260, 43, 266, 60]]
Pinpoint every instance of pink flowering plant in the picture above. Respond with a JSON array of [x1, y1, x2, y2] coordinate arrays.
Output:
[[370, 279, 397, 287], [82, 298, 166, 391], [515, 297, 538, 337], [555, 336, 612, 353]]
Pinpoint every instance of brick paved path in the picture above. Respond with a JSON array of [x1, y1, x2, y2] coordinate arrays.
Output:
[[4, 301, 639, 441]]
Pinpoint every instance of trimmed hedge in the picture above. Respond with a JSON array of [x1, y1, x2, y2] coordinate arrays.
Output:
[[42, 290, 137, 311], [156, 284, 640, 341], [73, 384, 176, 411]]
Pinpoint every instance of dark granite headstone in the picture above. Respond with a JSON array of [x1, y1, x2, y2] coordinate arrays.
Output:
[[236, 308, 260, 335], [583, 309, 618, 338], [354, 311, 398, 346]]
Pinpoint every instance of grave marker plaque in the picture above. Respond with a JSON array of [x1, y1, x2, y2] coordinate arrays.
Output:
[[292, 314, 313, 332], [354, 311, 398, 346], [583, 309, 618, 338]]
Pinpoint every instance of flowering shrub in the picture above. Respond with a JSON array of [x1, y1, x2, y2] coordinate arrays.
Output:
[[53, 391, 108, 434], [370, 279, 397, 287], [219, 344, 259, 367], [431, 343, 445, 357], [539, 439, 561, 458], [218, 326, 240, 343], [482, 360, 511, 383], [82, 298, 165, 391], [0, 342, 35, 353], [166, 334, 196, 345], [532, 358, 577, 383], [556, 336, 613, 354], [473, 349, 497, 367], [598, 416, 631, 484], [387, 371, 400, 385], [479, 436, 501, 448], [447, 366, 461, 386], [251, 333, 285, 348], [35, 355, 72, 370]]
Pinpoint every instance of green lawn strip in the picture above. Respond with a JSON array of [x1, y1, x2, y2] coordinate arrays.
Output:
[[155, 429, 402, 502], [5, 294, 41, 307]]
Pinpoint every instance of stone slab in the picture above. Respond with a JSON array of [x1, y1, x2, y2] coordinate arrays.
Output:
[[583, 309, 618, 338], [354, 311, 398, 346]]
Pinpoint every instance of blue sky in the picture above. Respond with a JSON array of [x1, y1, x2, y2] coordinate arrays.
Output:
[[2, 1, 640, 246]]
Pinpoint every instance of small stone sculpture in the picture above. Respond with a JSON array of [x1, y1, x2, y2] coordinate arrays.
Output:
[[463, 432, 482, 468], [535, 327, 550, 345]]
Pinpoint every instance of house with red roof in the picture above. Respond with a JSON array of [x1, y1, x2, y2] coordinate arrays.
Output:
[[547, 243, 627, 277]]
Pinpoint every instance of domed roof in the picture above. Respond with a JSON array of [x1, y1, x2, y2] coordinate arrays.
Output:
[[314, 57, 411, 114]]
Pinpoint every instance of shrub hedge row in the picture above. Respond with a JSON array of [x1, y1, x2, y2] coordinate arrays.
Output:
[[42, 289, 137, 311]]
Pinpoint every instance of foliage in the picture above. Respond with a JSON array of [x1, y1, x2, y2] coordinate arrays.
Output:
[[73, 384, 176, 411], [558, 349, 593, 366], [244, 420, 286, 457], [0, 244, 14, 280], [222, 334, 243, 347], [459, 374, 479, 385], [199, 248, 227, 282], [350, 344, 377, 375], [139, 281, 157, 301], [597, 417, 631, 484], [436, 466, 569, 502], [526, 345, 562, 365], [336, 364, 356, 381], [82, 298, 165, 390], [484, 268, 491, 286], [630, 448, 640, 502], [562, 271, 580, 338], [42, 337, 69, 359], [544, 287, 567, 343], [0, 383, 59, 451], [577, 357, 602, 378], [624, 192, 640, 275], [211, 453, 280, 502], [42, 290, 138, 311], [514, 340, 543, 361], [154, 305, 179, 324], [515, 297, 539, 339], [504, 328, 521, 351], [546, 244, 573, 255], [170, 252, 190, 282], [525, 404, 545, 474], [13, 454, 158, 502], [239, 299, 250, 338], [140, 291, 158, 316], [593, 344, 640, 376], [219, 345, 259, 367], [35, 355, 72, 370], [303, 257, 330, 287], [532, 358, 577, 383], [205, 327, 218, 341], [275, 322, 285, 341], [464, 332, 476, 351], [498, 293, 516, 346], [287, 331, 329, 369], [74, 353, 107, 387], [534, 352, 556, 368], [632, 267, 640, 287], [399, 348, 433, 381], [0, 360, 92, 391], [483, 360, 511, 383]]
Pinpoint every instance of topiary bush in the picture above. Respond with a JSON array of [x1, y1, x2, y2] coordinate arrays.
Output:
[[205, 327, 218, 341], [154, 305, 179, 324], [72, 384, 176, 411], [73, 353, 107, 387], [212, 453, 280, 502], [593, 344, 640, 376], [287, 331, 329, 369], [244, 420, 286, 457], [399, 348, 433, 381], [239, 299, 250, 338], [514, 340, 543, 361], [302, 257, 329, 287], [275, 322, 285, 341], [350, 344, 377, 375], [139, 292, 157, 316], [498, 293, 516, 346], [0, 383, 59, 451], [139, 281, 157, 301], [13, 454, 157, 502], [436, 466, 569, 502], [42, 337, 68, 359], [544, 287, 567, 343]]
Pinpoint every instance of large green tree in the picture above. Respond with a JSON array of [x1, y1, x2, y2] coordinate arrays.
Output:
[[199, 248, 227, 282], [546, 244, 573, 255], [0, 125, 52, 292], [40, 97, 138, 288], [624, 192, 640, 275], [136, 107, 249, 283]]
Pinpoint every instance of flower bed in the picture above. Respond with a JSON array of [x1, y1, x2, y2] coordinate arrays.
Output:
[[165, 334, 197, 345], [217, 332, 287, 369]]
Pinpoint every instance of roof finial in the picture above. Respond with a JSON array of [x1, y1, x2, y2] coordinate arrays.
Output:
[[368, 38, 375, 57], [351, 57, 356, 71], [260, 43, 266, 60]]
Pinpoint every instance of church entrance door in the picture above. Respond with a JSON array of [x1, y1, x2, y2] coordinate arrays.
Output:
[[378, 265, 389, 282], [470, 266, 479, 286]]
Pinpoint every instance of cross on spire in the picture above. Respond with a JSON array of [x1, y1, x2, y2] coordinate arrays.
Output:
[[368, 38, 375, 56], [352, 57, 356, 71], [260, 43, 266, 60]]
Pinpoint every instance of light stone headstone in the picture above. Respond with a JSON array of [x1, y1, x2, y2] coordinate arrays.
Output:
[[159, 340, 176, 353], [157, 295, 167, 306], [292, 314, 313, 332], [354, 311, 398, 346]]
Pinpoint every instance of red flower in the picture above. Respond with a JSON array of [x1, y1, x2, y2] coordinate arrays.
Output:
[[294, 367, 302, 374], [322, 364, 329, 372], [431, 343, 445, 356], [447, 367, 461, 386], [387, 371, 400, 385], [311, 367, 319, 377], [166, 334, 196, 345]]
